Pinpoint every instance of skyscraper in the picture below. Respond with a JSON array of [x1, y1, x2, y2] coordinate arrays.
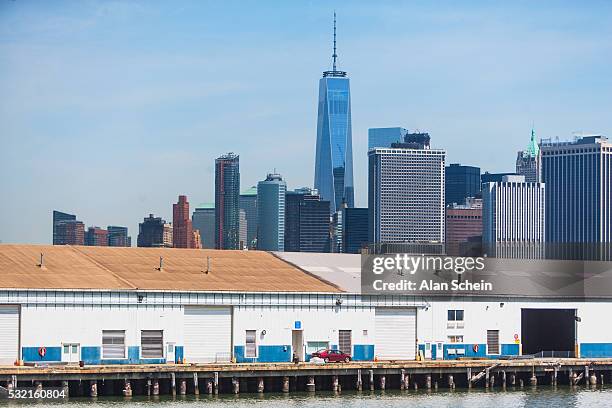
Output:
[[239, 186, 258, 248], [445, 198, 483, 256], [541, 135, 611, 245], [173, 195, 193, 248], [285, 188, 330, 252], [516, 128, 541, 182], [215, 153, 240, 249], [445, 163, 481, 205], [55, 220, 85, 245], [482, 175, 545, 258], [192, 204, 215, 249], [137, 214, 170, 248], [85, 227, 108, 246], [368, 133, 445, 244], [52, 210, 76, 245], [107, 226, 131, 247], [257, 173, 286, 251], [314, 13, 354, 213], [368, 127, 408, 149], [239, 209, 248, 250], [342, 207, 369, 254]]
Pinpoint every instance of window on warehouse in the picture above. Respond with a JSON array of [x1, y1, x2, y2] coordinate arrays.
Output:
[[245, 330, 257, 358], [102, 330, 126, 359], [141, 330, 164, 359]]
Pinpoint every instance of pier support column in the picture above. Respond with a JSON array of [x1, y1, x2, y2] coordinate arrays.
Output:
[[519, 379, 524, 388], [426, 374, 432, 390], [62, 380, 69, 397], [179, 379, 187, 395], [369, 370, 374, 391], [214, 373, 219, 395], [552, 367, 558, 386], [232, 377, 239, 394], [306, 376, 315, 392], [501, 371, 506, 389], [584, 366, 590, 384], [123, 380, 133, 397], [485, 368, 490, 388], [152, 379, 160, 396], [489, 374, 495, 388], [379, 375, 386, 391], [356, 370, 362, 391], [89, 381, 98, 398], [448, 375, 455, 389], [146, 379, 151, 396], [400, 370, 406, 390], [530, 374, 537, 386], [34, 381, 43, 392], [206, 379, 213, 395], [282, 376, 290, 393], [467, 368, 472, 389], [193, 373, 199, 395], [590, 372, 598, 386], [332, 375, 339, 392], [510, 373, 516, 387], [601, 374, 605, 386], [171, 373, 176, 396], [257, 377, 265, 393], [403, 373, 410, 390]]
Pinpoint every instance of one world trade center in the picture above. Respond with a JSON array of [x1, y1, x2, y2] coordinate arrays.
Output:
[[314, 13, 354, 214]]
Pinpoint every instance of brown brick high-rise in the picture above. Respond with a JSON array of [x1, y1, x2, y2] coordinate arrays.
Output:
[[173, 195, 194, 248]]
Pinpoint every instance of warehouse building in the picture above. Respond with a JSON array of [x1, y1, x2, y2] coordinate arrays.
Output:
[[1, 245, 611, 366]]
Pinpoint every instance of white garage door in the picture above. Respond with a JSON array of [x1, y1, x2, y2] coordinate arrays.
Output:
[[375, 308, 416, 360], [184, 306, 231, 363], [0, 306, 19, 364]]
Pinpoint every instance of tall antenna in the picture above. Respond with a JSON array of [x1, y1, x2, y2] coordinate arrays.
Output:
[[332, 11, 337, 71]]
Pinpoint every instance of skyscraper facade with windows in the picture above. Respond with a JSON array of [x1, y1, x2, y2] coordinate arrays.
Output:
[[215, 153, 240, 250], [239, 186, 258, 248], [52, 210, 76, 245], [541, 135, 611, 244], [192, 204, 215, 249], [445, 163, 481, 206], [107, 226, 131, 247], [257, 173, 286, 251], [173, 195, 193, 248], [516, 128, 541, 183], [285, 188, 330, 253], [368, 133, 446, 244], [368, 127, 408, 149], [314, 13, 354, 213]]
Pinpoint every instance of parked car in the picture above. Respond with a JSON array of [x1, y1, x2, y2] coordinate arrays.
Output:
[[311, 349, 351, 363]]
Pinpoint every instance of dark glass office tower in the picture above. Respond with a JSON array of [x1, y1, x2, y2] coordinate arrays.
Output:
[[52, 210, 76, 244], [445, 164, 481, 205], [137, 214, 168, 247], [285, 188, 330, 252], [215, 153, 240, 249], [107, 226, 131, 247], [314, 13, 354, 213], [239, 186, 258, 248], [342, 207, 369, 253]]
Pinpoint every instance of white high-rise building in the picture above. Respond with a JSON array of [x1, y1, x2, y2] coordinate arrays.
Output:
[[257, 173, 287, 251], [482, 175, 545, 258], [368, 133, 445, 244]]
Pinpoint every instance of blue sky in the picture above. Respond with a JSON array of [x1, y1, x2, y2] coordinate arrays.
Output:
[[1, 1, 611, 244]]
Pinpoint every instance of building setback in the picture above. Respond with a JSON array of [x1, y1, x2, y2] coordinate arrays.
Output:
[[445, 163, 481, 206], [173, 195, 194, 248], [368, 133, 446, 244], [215, 153, 240, 250], [285, 188, 330, 253], [137, 214, 171, 248], [541, 135, 611, 245], [342, 207, 369, 253], [257, 173, 286, 251], [239, 186, 257, 249], [52, 210, 76, 245], [107, 226, 131, 247], [192, 204, 215, 249], [482, 175, 545, 258]]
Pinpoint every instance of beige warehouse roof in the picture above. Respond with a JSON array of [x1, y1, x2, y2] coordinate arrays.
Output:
[[0, 245, 341, 293]]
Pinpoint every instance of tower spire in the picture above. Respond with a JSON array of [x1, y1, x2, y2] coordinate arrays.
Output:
[[332, 11, 337, 71]]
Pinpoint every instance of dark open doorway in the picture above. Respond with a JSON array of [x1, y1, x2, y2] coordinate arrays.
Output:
[[521, 309, 576, 356]]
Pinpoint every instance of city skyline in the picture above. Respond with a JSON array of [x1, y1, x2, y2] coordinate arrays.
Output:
[[2, 1, 612, 244]]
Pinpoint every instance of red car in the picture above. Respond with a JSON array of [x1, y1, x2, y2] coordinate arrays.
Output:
[[311, 349, 351, 363]]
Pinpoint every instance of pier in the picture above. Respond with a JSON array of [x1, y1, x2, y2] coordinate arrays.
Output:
[[2, 359, 611, 397]]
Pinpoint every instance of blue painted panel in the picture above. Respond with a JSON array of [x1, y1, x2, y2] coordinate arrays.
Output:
[[331, 344, 339, 351], [234, 345, 291, 363], [353, 344, 374, 361], [175, 346, 184, 363], [22, 346, 61, 362], [432, 344, 437, 360], [501, 344, 520, 356], [442, 343, 520, 360], [581, 343, 612, 358], [81, 346, 100, 364]]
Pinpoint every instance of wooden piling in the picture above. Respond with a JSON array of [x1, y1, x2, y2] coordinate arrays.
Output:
[[501, 371, 506, 388], [467, 368, 472, 389], [61, 380, 69, 397], [426, 374, 432, 390], [123, 379, 133, 397], [400, 370, 406, 390], [379, 375, 386, 391], [356, 369, 363, 391], [232, 377, 239, 394], [90, 380, 98, 397], [152, 379, 160, 396], [510, 372, 516, 386], [332, 375, 339, 392], [171, 372, 176, 396], [403, 372, 410, 390], [369, 370, 374, 391], [282, 376, 290, 393], [206, 379, 213, 394], [193, 373, 199, 395], [448, 374, 455, 389], [214, 372, 219, 395], [306, 376, 315, 392], [179, 379, 187, 395], [257, 377, 265, 393]]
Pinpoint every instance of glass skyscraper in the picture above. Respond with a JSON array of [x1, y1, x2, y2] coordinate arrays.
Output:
[[314, 13, 354, 214]]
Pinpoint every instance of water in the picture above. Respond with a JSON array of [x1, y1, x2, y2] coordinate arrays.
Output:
[[2, 387, 611, 408]]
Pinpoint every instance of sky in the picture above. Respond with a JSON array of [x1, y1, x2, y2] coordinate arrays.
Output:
[[1, 0, 611, 244]]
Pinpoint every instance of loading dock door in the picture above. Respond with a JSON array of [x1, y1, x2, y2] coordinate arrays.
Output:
[[521, 309, 576, 356], [375, 308, 416, 360], [0, 306, 19, 364], [184, 306, 232, 363]]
